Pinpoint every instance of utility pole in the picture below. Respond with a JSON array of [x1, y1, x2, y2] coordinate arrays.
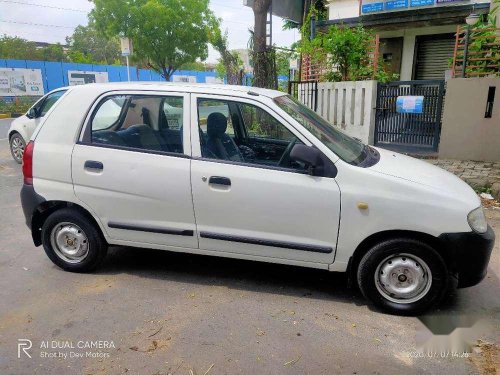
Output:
[[120, 37, 133, 82]]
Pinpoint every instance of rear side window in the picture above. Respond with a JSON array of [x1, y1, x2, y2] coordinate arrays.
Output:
[[39, 90, 66, 117], [90, 95, 184, 154], [92, 96, 126, 130]]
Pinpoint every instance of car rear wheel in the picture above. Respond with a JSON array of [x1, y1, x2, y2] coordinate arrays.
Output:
[[9, 133, 25, 164], [41, 208, 107, 272], [357, 238, 450, 315]]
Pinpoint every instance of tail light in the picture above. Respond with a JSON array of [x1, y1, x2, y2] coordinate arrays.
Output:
[[22, 141, 34, 185]]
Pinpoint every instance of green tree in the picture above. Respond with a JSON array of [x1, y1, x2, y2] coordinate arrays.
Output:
[[321, 26, 372, 81], [40, 43, 66, 62], [0, 36, 38, 60], [275, 49, 294, 77], [92, 0, 213, 81], [214, 52, 243, 82], [0, 35, 66, 62], [66, 22, 121, 65], [209, 17, 243, 85], [179, 61, 208, 71]]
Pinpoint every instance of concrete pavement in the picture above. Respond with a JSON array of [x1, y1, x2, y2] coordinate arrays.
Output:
[[0, 138, 498, 375], [0, 118, 14, 140]]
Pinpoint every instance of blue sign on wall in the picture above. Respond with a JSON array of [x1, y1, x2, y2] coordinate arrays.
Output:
[[361, 2, 384, 13], [360, 0, 463, 13], [410, 0, 434, 6], [385, 0, 408, 10], [396, 96, 425, 114]]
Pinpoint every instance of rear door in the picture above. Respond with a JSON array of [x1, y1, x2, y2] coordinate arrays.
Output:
[[71, 91, 198, 249]]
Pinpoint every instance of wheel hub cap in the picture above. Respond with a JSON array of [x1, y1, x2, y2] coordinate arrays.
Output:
[[11, 138, 24, 160], [50, 222, 89, 263], [375, 253, 432, 304]]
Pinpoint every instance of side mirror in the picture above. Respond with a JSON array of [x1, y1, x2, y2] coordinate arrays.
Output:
[[290, 144, 323, 175], [27, 107, 38, 119], [290, 144, 338, 178]]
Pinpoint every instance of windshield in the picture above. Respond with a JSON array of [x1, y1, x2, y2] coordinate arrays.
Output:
[[274, 95, 368, 165]]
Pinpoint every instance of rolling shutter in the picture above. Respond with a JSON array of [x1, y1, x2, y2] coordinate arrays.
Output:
[[415, 35, 455, 80]]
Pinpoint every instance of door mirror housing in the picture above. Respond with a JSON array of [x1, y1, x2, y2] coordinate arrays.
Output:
[[290, 144, 321, 168], [27, 107, 38, 119], [290, 144, 337, 177]]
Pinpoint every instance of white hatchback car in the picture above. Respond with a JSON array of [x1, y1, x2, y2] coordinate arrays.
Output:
[[20, 83, 494, 314], [8, 88, 68, 163]]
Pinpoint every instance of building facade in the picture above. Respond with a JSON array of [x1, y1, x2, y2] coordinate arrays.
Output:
[[321, 0, 491, 80]]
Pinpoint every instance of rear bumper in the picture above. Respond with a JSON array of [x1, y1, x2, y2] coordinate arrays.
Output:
[[20, 183, 45, 229], [439, 225, 495, 288]]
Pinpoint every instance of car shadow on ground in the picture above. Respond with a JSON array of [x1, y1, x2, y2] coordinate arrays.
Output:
[[96, 245, 366, 306], [90, 245, 496, 317]]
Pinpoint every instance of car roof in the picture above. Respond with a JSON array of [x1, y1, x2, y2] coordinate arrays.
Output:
[[65, 82, 287, 99]]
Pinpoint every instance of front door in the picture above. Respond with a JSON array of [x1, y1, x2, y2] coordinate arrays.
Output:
[[190, 94, 341, 264], [72, 91, 198, 249]]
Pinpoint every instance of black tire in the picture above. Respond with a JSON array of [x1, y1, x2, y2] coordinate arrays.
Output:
[[357, 238, 451, 315], [41, 208, 107, 272], [9, 133, 25, 164]]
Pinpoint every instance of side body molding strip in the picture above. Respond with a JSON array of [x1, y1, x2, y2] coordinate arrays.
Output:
[[108, 222, 194, 236], [200, 231, 333, 254]]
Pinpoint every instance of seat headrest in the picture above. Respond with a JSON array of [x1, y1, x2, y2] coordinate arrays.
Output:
[[207, 112, 227, 138]]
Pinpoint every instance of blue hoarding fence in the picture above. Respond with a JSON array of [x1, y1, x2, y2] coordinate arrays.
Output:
[[0, 59, 290, 96], [0, 59, 221, 94]]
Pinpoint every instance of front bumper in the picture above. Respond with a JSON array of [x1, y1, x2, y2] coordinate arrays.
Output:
[[439, 225, 495, 288]]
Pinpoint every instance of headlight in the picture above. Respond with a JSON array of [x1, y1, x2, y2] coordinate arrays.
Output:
[[467, 207, 488, 233]]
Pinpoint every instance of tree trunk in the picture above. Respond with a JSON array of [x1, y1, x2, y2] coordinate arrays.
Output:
[[252, 0, 272, 88], [161, 66, 172, 81], [224, 53, 242, 85]]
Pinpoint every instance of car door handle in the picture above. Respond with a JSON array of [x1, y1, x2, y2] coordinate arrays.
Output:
[[84, 160, 103, 171], [208, 176, 231, 186]]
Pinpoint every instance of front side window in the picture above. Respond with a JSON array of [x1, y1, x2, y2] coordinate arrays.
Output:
[[39, 90, 66, 117], [198, 99, 234, 135], [90, 95, 184, 154], [274, 95, 372, 166], [197, 98, 304, 171]]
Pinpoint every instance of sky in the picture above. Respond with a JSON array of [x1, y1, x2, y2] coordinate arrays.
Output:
[[0, 0, 299, 63]]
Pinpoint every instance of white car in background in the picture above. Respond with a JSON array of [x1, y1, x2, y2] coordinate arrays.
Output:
[[8, 88, 68, 163]]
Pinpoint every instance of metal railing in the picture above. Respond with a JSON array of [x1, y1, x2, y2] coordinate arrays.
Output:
[[452, 25, 500, 78], [288, 80, 318, 111]]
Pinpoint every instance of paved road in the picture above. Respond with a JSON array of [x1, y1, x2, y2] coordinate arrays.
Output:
[[0, 118, 14, 140], [0, 139, 498, 374]]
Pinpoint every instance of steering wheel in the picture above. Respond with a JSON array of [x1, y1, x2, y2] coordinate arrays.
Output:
[[278, 138, 297, 168]]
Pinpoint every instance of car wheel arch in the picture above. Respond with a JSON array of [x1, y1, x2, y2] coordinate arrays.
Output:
[[9, 130, 24, 142], [31, 201, 106, 247], [346, 229, 454, 288], [9, 129, 28, 142]]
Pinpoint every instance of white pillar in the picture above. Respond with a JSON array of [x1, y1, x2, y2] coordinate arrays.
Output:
[[494, 0, 500, 29], [400, 33, 416, 81]]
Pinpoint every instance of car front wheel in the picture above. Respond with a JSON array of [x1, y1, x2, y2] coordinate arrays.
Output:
[[357, 238, 451, 315], [9, 133, 25, 164], [41, 208, 107, 272]]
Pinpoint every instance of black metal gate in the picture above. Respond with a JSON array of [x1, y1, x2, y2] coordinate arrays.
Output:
[[375, 80, 445, 152], [288, 80, 318, 111]]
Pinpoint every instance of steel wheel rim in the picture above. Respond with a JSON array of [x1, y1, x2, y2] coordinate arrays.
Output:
[[11, 137, 25, 161], [375, 253, 432, 304], [50, 222, 89, 264]]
